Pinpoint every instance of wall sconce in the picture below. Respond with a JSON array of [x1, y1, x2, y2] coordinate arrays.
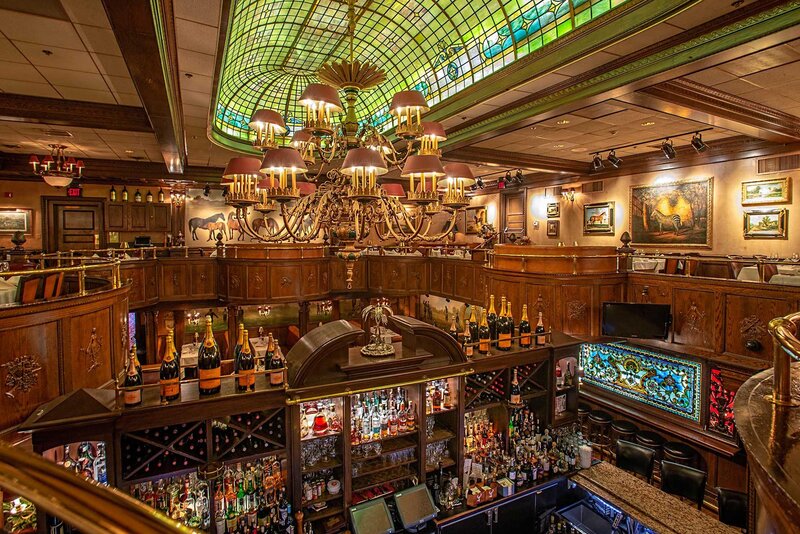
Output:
[[562, 188, 576, 203]]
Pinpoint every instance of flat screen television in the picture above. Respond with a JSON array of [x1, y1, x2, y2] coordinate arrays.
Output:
[[601, 302, 671, 340], [349, 498, 395, 534], [393, 484, 438, 531]]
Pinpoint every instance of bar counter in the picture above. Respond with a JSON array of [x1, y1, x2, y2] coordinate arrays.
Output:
[[571, 462, 739, 534]]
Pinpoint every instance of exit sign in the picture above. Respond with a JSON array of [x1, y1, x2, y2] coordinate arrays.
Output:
[[66, 185, 83, 197]]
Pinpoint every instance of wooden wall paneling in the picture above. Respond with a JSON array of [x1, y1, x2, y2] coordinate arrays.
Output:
[[318, 261, 329, 294], [144, 262, 159, 302], [724, 294, 793, 362], [560, 284, 593, 336], [442, 262, 455, 298], [190, 261, 217, 299], [597, 283, 624, 337], [453, 263, 474, 302], [368, 258, 383, 291], [122, 265, 145, 306], [148, 203, 171, 232], [0, 322, 61, 430], [246, 264, 268, 301], [63, 309, 114, 391], [672, 288, 716, 350], [406, 260, 427, 293], [159, 262, 188, 300], [429, 261, 443, 294], [383, 261, 407, 292], [475, 267, 487, 305], [301, 263, 319, 297], [627, 280, 672, 304], [329, 259, 364, 291], [105, 202, 126, 231], [270, 264, 301, 300], [525, 283, 556, 333], [128, 204, 148, 231], [227, 263, 245, 299], [217, 262, 229, 298]]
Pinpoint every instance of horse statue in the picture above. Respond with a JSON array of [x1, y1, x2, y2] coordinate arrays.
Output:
[[227, 212, 246, 241], [188, 212, 225, 240]]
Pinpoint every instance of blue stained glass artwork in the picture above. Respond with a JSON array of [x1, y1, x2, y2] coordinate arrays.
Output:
[[580, 343, 702, 422]]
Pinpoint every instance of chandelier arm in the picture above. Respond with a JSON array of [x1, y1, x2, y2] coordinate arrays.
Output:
[[416, 209, 459, 243], [238, 208, 289, 243]]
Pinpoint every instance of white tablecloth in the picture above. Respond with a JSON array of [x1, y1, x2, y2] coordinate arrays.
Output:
[[737, 265, 760, 282], [777, 264, 800, 275], [770, 274, 800, 286], [180, 343, 199, 368], [0, 277, 19, 305], [632, 258, 666, 272]]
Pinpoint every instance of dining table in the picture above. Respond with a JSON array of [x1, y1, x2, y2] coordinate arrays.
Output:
[[0, 276, 20, 305]]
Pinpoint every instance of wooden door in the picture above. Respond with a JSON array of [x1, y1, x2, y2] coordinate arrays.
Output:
[[47, 199, 104, 251], [149, 204, 171, 232], [128, 204, 148, 231], [105, 202, 126, 231], [500, 190, 526, 243]]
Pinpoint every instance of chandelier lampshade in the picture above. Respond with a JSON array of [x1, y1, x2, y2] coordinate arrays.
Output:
[[299, 83, 343, 135], [260, 147, 308, 200], [222, 157, 262, 183], [249, 109, 287, 151], [441, 163, 474, 209], [222, 156, 263, 206], [42, 175, 74, 188], [382, 183, 405, 197], [418, 121, 446, 155], [390, 90, 429, 139], [402, 154, 444, 204], [30, 144, 84, 187], [340, 148, 388, 176]]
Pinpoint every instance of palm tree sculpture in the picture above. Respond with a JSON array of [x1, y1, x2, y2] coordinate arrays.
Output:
[[361, 298, 395, 357]]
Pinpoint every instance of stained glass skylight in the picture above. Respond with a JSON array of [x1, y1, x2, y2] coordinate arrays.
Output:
[[212, 0, 630, 151]]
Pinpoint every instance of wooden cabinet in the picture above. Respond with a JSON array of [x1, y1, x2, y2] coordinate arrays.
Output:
[[438, 508, 492, 534], [104, 201, 171, 233], [190, 261, 217, 299], [159, 263, 188, 300], [159, 259, 216, 301]]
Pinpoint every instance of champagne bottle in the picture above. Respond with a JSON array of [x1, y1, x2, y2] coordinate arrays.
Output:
[[449, 316, 458, 340], [131, 345, 142, 383], [487, 295, 498, 342], [478, 309, 490, 355], [507, 300, 515, 349], [160, 327, 181, 401], [233, 323, 244, 374], [535, 312, 547, 346], [564, 362, 573, 387], [123, 350, 142, 407], [519, 305, 532, 348], [462, 320, 473, 357], [236, 329, 255, 392], [269, 338, 285, 386], [510, 368, 521, 405], [198, 317, 221, 395], [468, 306, 479, 342], [498, 296, 510, 351]]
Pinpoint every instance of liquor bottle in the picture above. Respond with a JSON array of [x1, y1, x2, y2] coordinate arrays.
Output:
[[146, 190, 154, 203], [468, 306, 479, 342], [121, 186, 129, 202], [535, 312, 547, 346], [160, 327, 181, 401], [233, 323, 244, 372], [564, 362, 573, 388], [158, 188, 165, 203], [134, 189, 142, 202], [110, 185, 117, 201], [498, 296, 510, 351], [123, 350, 142, 407], [432, 384, 443, 411], [449, 316, 458, 341], [462, 320, 473, 357], [507, 301, 515, 348], [555, 363, 564, 389], [93, 442, 108, 484], [510, 369, 521, 405], [487, 295, 498, 341], [269, 335, 284, 386], [198, 316, 221, 395], [478, 309, 490, 355], [519, 305, 532, 348], [406, 400, 416, 431], [131, 345, 142, 383], [237, 329, 255, 392]]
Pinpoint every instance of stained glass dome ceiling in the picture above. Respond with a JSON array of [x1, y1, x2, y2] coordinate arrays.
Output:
[[211, 0, 630, 152]]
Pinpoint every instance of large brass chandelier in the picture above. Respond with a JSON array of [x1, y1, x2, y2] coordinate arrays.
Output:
[[222, 0, 473, 288]]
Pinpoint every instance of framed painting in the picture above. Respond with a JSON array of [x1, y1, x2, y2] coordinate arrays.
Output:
[[463, 206, 486, 235], [0, 208, 32, 235], [583, 201, 614, 235], [629, 177, 713, 247], [546, 202, 560, 218], [546, 220, 559, 238], [743, 208, 787, 239], [741, 176, 791, 205]]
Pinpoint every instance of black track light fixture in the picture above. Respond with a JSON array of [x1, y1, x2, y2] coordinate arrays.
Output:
[[591, 153, 604, 171], [513, 168, 524, 184], [203, 184, 211, 197], [661, 138, 676, 159], [607, 150, 622, 168], [691, 132, 708, 153], [475, 177, 485, 189]]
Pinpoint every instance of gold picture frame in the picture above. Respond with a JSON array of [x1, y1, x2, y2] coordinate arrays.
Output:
[[741, 176, 791, 205], [743, 208, 787, 239]]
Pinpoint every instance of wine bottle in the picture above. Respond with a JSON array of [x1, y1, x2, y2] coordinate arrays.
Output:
[[507, 300, 515, 349], [487, 295, 498, 342], [157, 188, 165, 203], [519, 305, 532, 348], [510, 368, 521, 404], [109, 185, 117, 202], [269, 336, 285, 386], [478, 309, 490, 355], [468, 306, 479, 342], [498, 296, 510, 351], [131, 345, 142, 383], [134, 189, 142, 202], [236, 329, 255, 392], [198, 316, 221, 395], [121, 186, 129, 202], [233, 323, 244, 374], [160, 327, 181, 401], [123, 350, 142, 407], [535, 312, 547, 346], [145, 190, 153, 203], [564, 362, 573, 387]]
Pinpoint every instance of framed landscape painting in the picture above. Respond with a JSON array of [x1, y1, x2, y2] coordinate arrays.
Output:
[[546, 203, 560, 218], [0, 208, 32, 235], [743, 208, 787, 239], [741, 176, 790, 205], [583, 201, 614, 235], [629, 177, 713, 247]]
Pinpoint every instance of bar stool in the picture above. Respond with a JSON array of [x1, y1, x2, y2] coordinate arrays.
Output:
[[663, 441, 697, 467], [577, 403, 591, 435], [660, 460, 707, 509], [716, 487, 748, 529], [635, 430, 664, 478], [587, 410, 612, 459], [616, 440, 655, 483], [610, 420, 638, 454]]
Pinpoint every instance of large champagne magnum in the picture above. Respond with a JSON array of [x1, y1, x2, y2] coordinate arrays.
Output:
[[198, 316, 221, 395], [478, 309, 491, 355], [487, 295, 498, 341], [518, 304, 532, 348], [535, 311, 547, 346], [468, 306, 479, 342], [498, 296, 511, 351], [159, 327, 181, 402], [236, 329, 255, 392], [123, 351, 142, 407], [507, 300, 516, 349], [269, 336, 285, 386], [232, 323, 244, 374]]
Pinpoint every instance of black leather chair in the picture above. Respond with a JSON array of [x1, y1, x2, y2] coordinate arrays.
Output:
[[616, 440, 655, 482], [660, 460, 707, 509], [717, 487, 748, 530]]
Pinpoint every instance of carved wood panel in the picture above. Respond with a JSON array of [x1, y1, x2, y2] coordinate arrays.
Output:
[[227, 263, 245, 299], [270, 264, 300, 299], [144, 263, 158, 300], [246, 265, 268, 301], [406, 262, 426, 292], [598, 283, 624, 336], [453, 263, 474, 302], [368, 259, 382, 290], [475, 268, 487, 305], [525, 284, 556, 333], [429, 262, 443, 294], [330, 259, 364, 291], [159, 263, 188, 299], [65, 310, 113, 391], [302, 264, 319, 297], [190, 262, 216, 298], [383, 261, 407, 291], [442, 262, 455, 297], [673, 288, 715, 350], [123, 265, 145, 306], [628, 281, 672, 305], [560, 285, 592, 335], [724, 294, 792, 361]]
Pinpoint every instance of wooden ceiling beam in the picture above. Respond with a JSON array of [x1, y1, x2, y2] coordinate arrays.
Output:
[[443, 147, 588, 175], [102, 0, 186, 174], [0, 94, 152, 132], [618, 79, 800, 143]]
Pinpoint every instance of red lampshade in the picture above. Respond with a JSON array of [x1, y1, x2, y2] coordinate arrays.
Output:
[[66, 156, 76, 165], [291, 130, 312, 145], [28, 155, 39, 166], [401, 154, 445, 177], [76, 160, 85, 169], [298, 83, 343, 112], [221, 157, 262, 184], [260, 147, 308, 173], [389, 90, 429, 113], [420, 121, 446, 140], [340, 148, 388, 176], [441, 163, 476, 190], [249, 109, 287, 133], [42, 155, 54, 165], [382, 183, 405, 197]]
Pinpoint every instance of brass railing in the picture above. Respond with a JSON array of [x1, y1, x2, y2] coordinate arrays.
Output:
[[768, 310, 800, 406], [0, 441, 190, 533], [1, 259, 121, 298]]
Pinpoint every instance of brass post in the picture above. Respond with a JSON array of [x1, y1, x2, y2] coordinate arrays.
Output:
[[78, 268, 86, 296], [767, 312, 800, 406]]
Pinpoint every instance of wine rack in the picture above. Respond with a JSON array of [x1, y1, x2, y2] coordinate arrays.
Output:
[[515, 361, 549, 398], [121, 422, 207, 482], [465, 370, 507, 410], [211, 408, 286, 462]]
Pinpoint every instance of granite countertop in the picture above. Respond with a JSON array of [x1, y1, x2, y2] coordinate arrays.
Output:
[[570, 462, 740, 534]]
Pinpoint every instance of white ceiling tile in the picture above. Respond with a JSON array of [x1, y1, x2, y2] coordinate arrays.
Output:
[[38, 67, 107, 90], [16, 42, 97, 72], [0, 10, 85, 49], [683, 68, 738, 87], [74, 24, 122, 56], [485, 90, 530, 107], [0, 61, 46, 83], [174, 0, 222, 27], [60, 0, 112, 29], [102, 74, 137, 94], [603, 23, 682, 56], [713, 78, 762, 95], [184, 114, 209, 128], [0, 35, 26, 63], [177, 48, 215, 77], [183, 103, 209, 118], [744, 62, 800, 88], [182, 89, 211, 107], [91, 52, 130, 77], [555, 51, 619, 77], [0, 80, 60, 97], [176, 18, 218, 56], [54, 86, 116, 103], [514, 73, 570, 94], [112, 92, 141, 107], [179, 72, 213, 94]]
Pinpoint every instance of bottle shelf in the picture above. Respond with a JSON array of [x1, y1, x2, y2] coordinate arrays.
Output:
[[465, 370, 507, 410], [301, 457, 342, 474], [212, 408, 286, 462], [427, 427, 456, 444], [351, 466, 416, 493], [425, 457, 456, 473], [301, 430, 341, 442], [351, 428, 417, 447], [121, 422, 206, 482], [301, 492, 343, 507], [353, 457, 417, 479], [426, 406, 458, 415], [305, 504, 344, 523]]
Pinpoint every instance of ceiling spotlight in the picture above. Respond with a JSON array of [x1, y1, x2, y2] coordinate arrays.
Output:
[[591, 153, 604, 171], [203, 184, 211, 197], [607, 150, 622, 168], [475, 177, 485, 189], [498, 170, 510, 189], [691, 132, 708, 153], [514, 168, 524, 184], [661, 138, 676, 159]]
